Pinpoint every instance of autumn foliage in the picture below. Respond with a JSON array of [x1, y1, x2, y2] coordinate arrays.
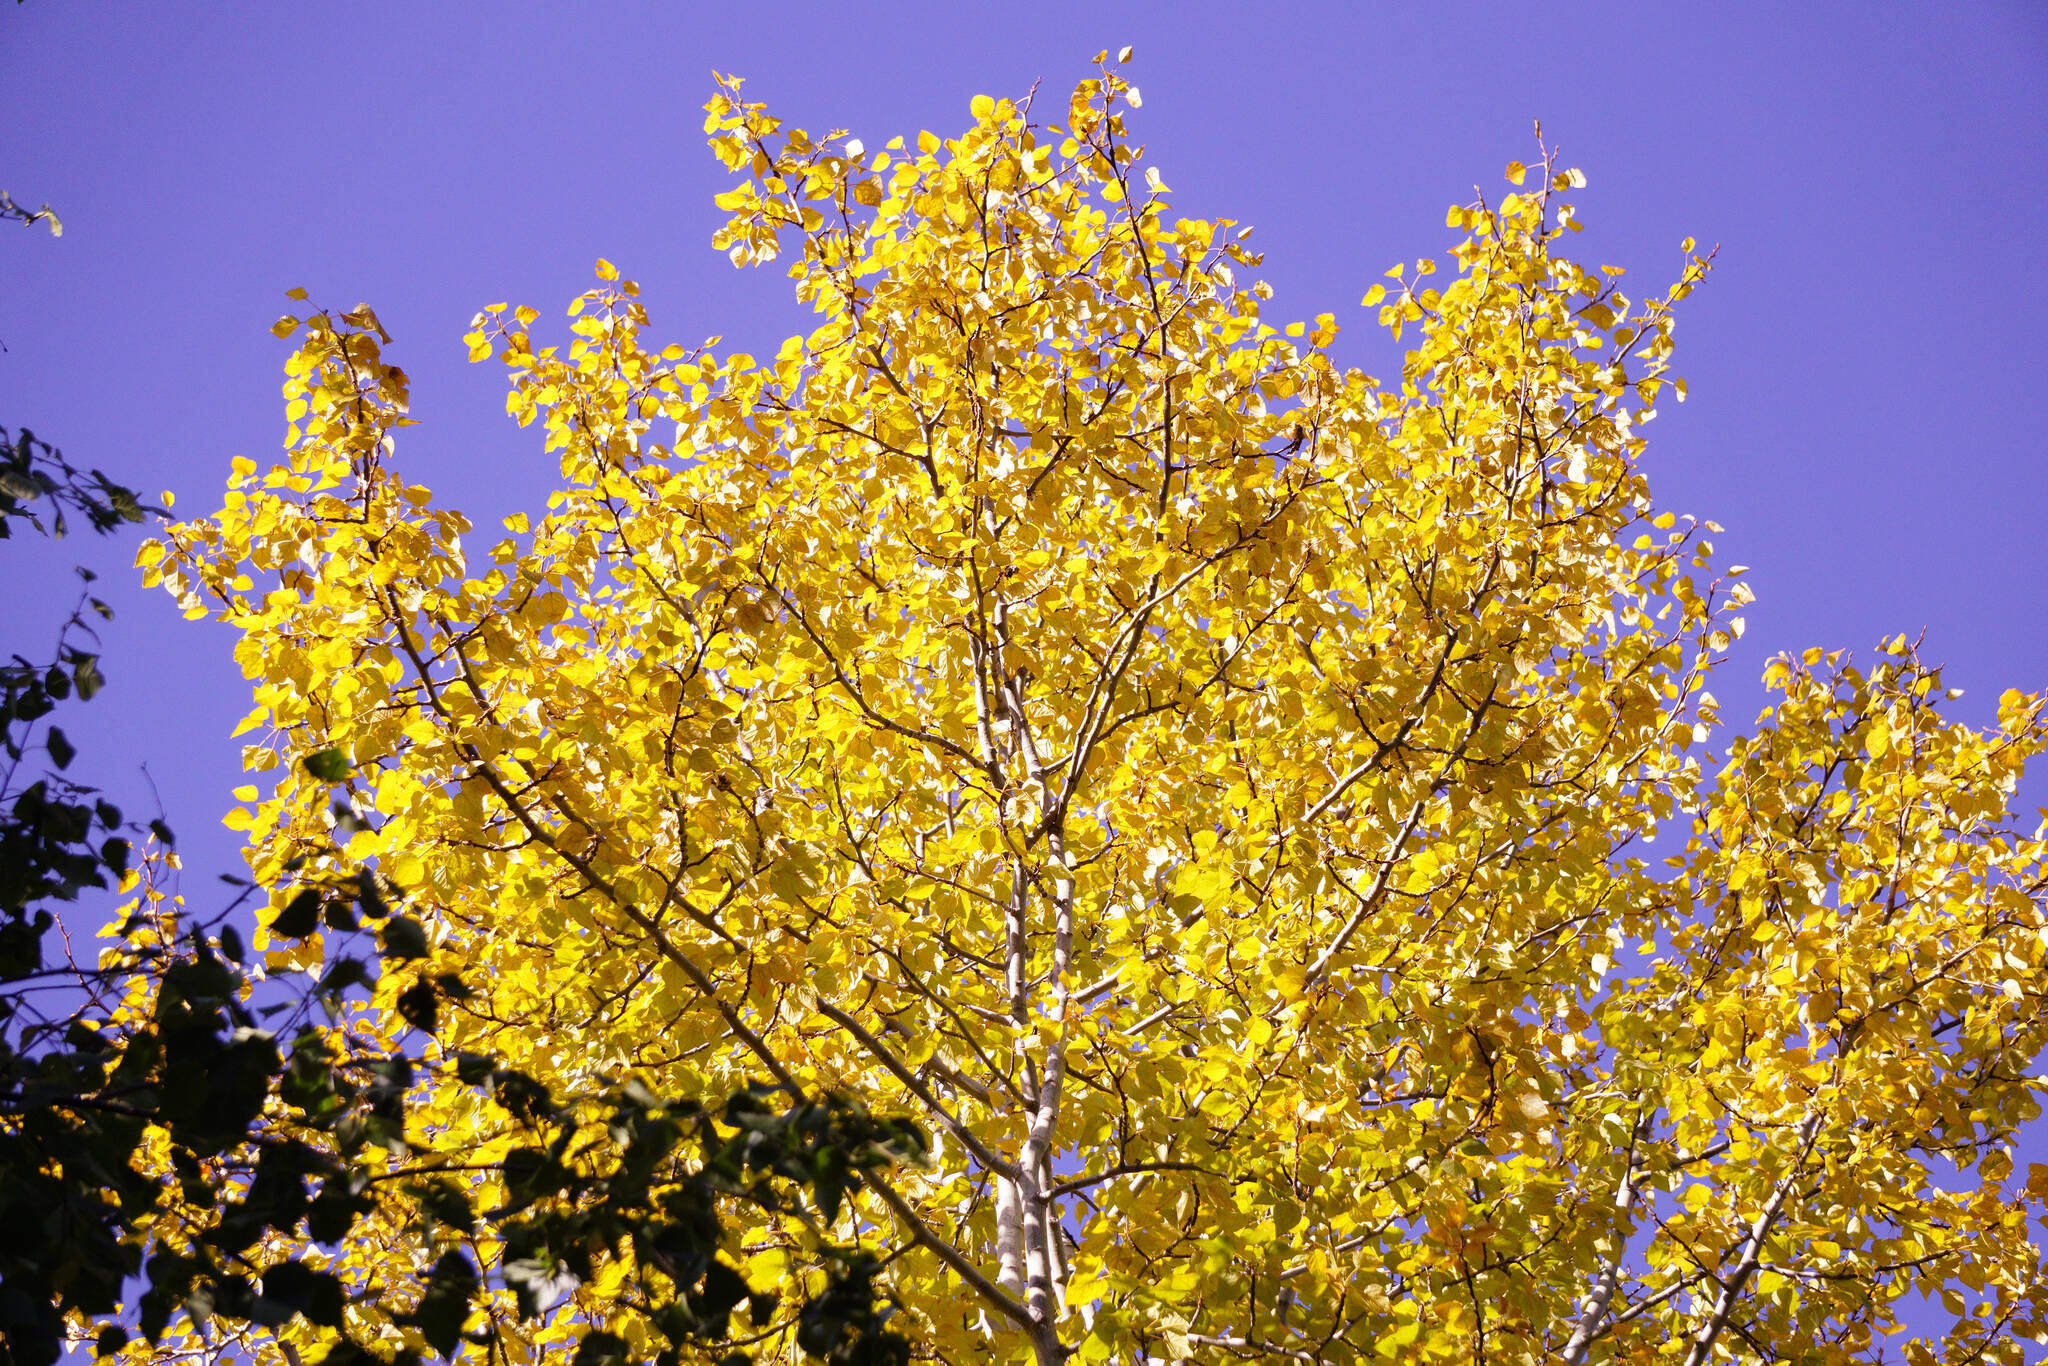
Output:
[[138, 54, 2048, 1366]]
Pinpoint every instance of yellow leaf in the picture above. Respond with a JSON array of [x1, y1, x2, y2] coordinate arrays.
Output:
[[139, 63, 2043, 1366]]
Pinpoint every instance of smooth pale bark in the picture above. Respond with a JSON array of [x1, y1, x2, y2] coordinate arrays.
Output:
[[1560, 1115, 1649, 1364], [1678, 1114, 1824, 1366]]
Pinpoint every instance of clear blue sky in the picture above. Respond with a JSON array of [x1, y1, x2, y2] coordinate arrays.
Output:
[[6, 0, 2044, 873], [5, 2, 2047, 1342]]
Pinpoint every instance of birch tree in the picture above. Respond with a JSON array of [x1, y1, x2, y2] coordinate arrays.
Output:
[[138, 54, 2048, 1366]]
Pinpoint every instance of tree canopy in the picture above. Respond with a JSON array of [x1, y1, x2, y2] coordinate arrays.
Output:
[[0, 189, 906, 1366], [134, 56, 2048, 1366], [0, 422, 914, 1366]]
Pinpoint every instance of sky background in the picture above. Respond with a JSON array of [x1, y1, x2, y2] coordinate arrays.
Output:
[[6, 0, 2045, 884], [4, 0, 2047, 1343]]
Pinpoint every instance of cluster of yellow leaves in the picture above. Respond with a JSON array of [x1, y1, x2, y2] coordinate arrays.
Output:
[[135, 54, 2048, 1366]]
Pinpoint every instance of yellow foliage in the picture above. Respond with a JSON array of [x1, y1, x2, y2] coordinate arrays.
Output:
[[137, 56, 2048, 1366]]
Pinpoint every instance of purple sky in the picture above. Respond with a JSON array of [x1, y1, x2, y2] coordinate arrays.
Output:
[[6, 0, 2045, 877], [5, 0, 2047, 1345]]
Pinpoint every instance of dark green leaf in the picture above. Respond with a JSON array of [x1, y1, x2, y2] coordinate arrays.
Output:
[[569, 1331, 631, 1366], [405, 1250, 479, 1357], [380, 914, 428, 960], [0, 916, 45, 979], [500, 1146, 569, 1207], [318, 955, 373, 996], [261, 1262, 347, 1328], [273, 889, 324, 939], [693, 1260, 750, 1339], [410, 1177, 475, 1235], [301, 749, 350, 783], [395, 978, 438, 1033], [814, 1145, 849, 1224], [306, 1181, 371, 1243], [490, 1068, 554, 1121]]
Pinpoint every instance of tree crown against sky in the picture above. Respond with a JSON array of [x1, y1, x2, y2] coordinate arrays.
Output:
[[0, 264, 918, 1366], [131, 56, 2048, 1366]]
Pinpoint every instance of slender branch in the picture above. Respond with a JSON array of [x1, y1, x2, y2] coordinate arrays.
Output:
[[1302, 796, 1431, 988], [864, 1170, 1037, 1331], [1049, 1161, 1222, 1199], [1560, 1112, 1649, 1364], [1298, 629, 1457, 827], [1187, 1334, 1317, 1362], [1677, 1113, 1823, 1366], [377, 593, 804, 1097], [814, 998, 1018, 1180]]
